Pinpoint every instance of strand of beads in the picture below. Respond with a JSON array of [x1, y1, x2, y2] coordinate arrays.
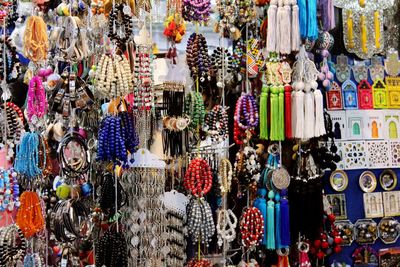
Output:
[[119, 111, 139, 155], [184, 158, 212, 197], [204, 105, 229, 143], [187, 258, 212, 267], [218, 158, 233, 194], [216, 208, 237, 246], [108, 4, 132, 49], [95, 228, 128, 266], [240, 207, 264, 248], [27, 75, 48, 122], [182, 0, 211, 23], [184, 91, 205, 129], [186, 33, 211, 82], [14, 132, 42, 178], [0, 169, 19, 212], [97, 116, 128, 165], [134, 45, 153, 110], [234, 93, 259, 130], [186, 198, 215, 245]]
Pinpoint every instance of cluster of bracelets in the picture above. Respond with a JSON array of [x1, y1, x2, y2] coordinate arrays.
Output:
[[95, 228, 128, 266], [186, 33, 211, 82], [97, 115, 128, 164], [240, 207, 264, 248], [95, 54, 133, 98], [184, 91, 205, 129], [14, 132, 42, 179], [0, 169, 19, 212], [0, 224, 26, 265], [187, 198, 215, 246], [182, 0, 211, 23], [57, 131, 91, 178], [50, 199, 89, 242], [27, 75, 48, 122], [204, 104, 229, 142], [184, 158, 213, 197]]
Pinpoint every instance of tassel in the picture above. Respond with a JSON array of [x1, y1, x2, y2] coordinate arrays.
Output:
[[270, 86, 279, 141], [361, 14, 367, 54], [266, 0, 278, 53], [374, 11, 381, 49], [284, 85, 292, 139], [314, 89, 326, 137], [347, 10, 355, 49], [276, 1, 284, 53], [307, 0, 318, 40], [266, 190, 275, 250], [280, 0, 291, 54], [275, 193, 281, 248], [278, 255, 290, 267], [254, 189, 268, 246], [359, 0, 365, 7], [280, 189, 290, 247], [260, 86, 269, 139], [319, 0, 335, 31], [298, 0, 307, 39], [303, 88, 314, 139], [278, 86, 285, 140], [293, 88, 304, 139], [291, 0, 300, 51]]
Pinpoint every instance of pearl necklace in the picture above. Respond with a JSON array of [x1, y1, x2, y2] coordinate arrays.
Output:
[[216, 208, 237, 247]]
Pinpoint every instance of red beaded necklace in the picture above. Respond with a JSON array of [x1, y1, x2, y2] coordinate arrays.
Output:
[[240, 207, 264, 248], [184, 158, 213, 197]]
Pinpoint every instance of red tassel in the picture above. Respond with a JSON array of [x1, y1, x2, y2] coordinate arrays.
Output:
[[284, 85, 292, 138], [277, 255, 289, 267]]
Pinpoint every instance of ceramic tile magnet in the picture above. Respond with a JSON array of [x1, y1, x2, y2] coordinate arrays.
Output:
[[328, 110, 347, 140], [363, 110, 384, 139]]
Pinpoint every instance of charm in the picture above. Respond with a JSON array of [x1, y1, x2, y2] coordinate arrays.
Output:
[[352, 62, 368, 83], [372, 79, 388, 108], [385, 49, 400, 76], [369, 56, 384, 81], [385, 77, 400, 108], [342, 80, 358, 109], [335, 54, 351, 83], [279, 61, 292, 85], [357, 80, 373, 109], [326, 82, 343, 110], [271, 167, 290, 190]]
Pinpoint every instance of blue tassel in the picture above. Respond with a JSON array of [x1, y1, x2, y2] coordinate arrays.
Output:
[[307, 0, 318, 40], [266, 190, 275, 250], [280, 189, 291, 247], [298, 0, 307, 39], [275, 193, 281, 248], [254, 189, 268, 246]]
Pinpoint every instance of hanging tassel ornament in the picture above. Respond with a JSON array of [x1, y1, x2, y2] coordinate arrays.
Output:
[[280, 189, 291, 247], [314, 88, 326, 137], [280, 0, 291, 54], [298, 0, 306, 39], [284, 85, 292, 138], [260, 85, 269, 139], [347, 10, 355, 49], [270, 86, 279, 140], [291, 82, 304, 139], [303, 82, 315, 139], [374, 11, 381, 49], [291, 0, 300, 51], [306, 0, 318, 40], [253, 189, 268, 246], [360, 14, 368, 54], [319, 0, 335, 31], [275, 192, 282, 248], [275, 0, 283, 53], [266, 0, 278, 53], [278, 85, 285, 140], [266, 190, 276, 250]]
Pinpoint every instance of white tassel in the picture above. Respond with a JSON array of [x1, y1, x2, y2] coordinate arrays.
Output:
[[291, 88, 297, 137], [294, 88, 305, 139], [280, 0, 292, 54], [291, 0, 301, 52], [276, 0, 284, 53], [314, 89, 326, 137], [266, 0, 278, 53], [303, 85, 315, 139]]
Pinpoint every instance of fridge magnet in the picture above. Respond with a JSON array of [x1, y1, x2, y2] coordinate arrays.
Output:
[[383, 191, 400, 217], [342, 141, 367, 169], [342, 80, 358, 109], [326, 81, 343, 110], [334, 220, 354, 246], [326, 193, 347, 220], [379, 169, 397, 191], [378, 217, 400, 244], [359, 171, 377, 192], [372, 79, 388, 109], [363, 110, 383, 139], [366, 140, 390, 169], [330, 170, 348, 192], [363, 192, 384, 218]]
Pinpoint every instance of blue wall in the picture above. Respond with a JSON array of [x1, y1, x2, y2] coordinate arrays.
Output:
[[324, 169, 400, 265]]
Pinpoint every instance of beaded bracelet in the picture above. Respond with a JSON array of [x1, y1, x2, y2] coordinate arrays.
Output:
[[184, 158, 213, 197], [186, 198, 215, 246], [204, 104, 229, 143], [234, 93, 259, 130], [186, 33, 211, 82], [182, 0, 211, 23], [240, 206, 264, 248]]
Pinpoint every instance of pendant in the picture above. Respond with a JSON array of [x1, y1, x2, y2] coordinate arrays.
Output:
[[335, 55, 351, 83]]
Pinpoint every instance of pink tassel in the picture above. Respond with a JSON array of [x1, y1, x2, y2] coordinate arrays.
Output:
[[266, 0, 278, 53], [291, 0, 300, 52]]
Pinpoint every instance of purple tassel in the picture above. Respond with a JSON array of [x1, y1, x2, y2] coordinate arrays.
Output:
[[319, 0, 335, 31], [280, 189, 291, 247]]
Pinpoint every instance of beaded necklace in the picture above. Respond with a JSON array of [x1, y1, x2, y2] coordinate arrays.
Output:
[[27, 75, 48, 122], [186, 33, 211, 83], [204, 104, 229, 143]]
